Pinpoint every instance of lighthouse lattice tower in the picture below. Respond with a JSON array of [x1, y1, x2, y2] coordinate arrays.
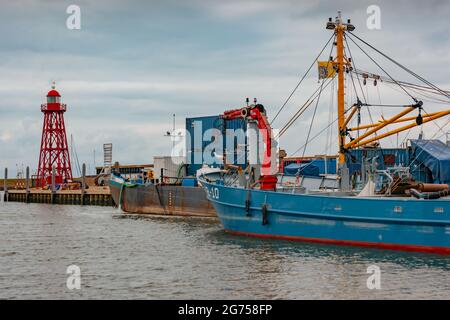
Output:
[[36, 85, 73, 187]]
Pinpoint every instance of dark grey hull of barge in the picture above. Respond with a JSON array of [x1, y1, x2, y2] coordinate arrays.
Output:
[[109, 180, 216, 217]]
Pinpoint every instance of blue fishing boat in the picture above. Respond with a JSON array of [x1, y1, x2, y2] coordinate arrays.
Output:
[[200, 179, 450, 254], [199, 12, 450, 254]]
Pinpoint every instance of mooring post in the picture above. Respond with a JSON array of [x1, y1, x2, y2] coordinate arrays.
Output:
[[81, 163, 86, 205], [25, 166, 30, 203], [51, 165, 56, 204], [3, 168, 8, 202]]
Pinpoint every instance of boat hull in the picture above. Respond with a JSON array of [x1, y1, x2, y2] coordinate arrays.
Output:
[[110, 180, 216, 217], [201, 181, 450, 254]]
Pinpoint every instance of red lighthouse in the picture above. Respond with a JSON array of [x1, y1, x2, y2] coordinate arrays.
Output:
[[36, 84, 73, 187]]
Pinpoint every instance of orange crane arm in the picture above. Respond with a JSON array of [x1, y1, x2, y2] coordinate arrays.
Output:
[[221, 104, 278, 190]]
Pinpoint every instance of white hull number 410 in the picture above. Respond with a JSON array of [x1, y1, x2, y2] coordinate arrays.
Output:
[[208, 187, 219, 200]]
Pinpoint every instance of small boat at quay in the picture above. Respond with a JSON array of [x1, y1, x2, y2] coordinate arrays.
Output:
[[199, 12, 450, 254]]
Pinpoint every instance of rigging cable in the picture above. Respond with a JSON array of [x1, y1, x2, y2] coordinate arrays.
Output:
[[421, 106, 449, 137], [297, 37, 336, 158], [352, 69, 450, 100], [344, 35, 366, 145], [70, 135, 82, 178], [277, 76, 336, 138], [376, 83, 396, 148], [407, 86, 450, 105], [348, 31, 450, 100], [380, 81, 441, 146], [346, 34, 417, 103], [326, 78, 336, 155], [344, 36, 367, 104], [271, 33, 335, 125], [301, 78, 325, 158], [289, 105, 355, 157]]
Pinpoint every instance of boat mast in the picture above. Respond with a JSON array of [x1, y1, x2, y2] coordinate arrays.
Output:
[[336, 15, 346, 165], [327, 11, 354, 165], [325, 12, 450, 169]]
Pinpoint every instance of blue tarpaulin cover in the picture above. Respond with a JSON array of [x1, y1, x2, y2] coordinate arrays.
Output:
[[284, 163, 320, 176], [410, 139, 450, 184]]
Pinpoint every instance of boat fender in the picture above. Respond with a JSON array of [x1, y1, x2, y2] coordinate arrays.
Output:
[[155, 184, 168, 215], [262, 204, 268, 225], [245, 190, 251, 216]]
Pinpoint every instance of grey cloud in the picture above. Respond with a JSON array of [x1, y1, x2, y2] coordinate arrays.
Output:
[[1, 0, 450, 176]]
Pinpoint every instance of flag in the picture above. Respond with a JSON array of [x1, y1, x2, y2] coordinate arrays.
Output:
[[318, 61, 336, 79]]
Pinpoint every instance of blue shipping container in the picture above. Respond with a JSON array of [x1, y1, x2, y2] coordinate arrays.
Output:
[[186, 115, 247, 176], [346, 148, 410, 174]]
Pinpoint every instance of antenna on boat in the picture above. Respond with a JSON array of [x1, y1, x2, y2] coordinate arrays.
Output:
[[164, 113, 177, 150], [336, 10, 342, 23]]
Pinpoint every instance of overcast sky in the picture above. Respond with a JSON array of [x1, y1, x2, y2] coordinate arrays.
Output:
[[1, 0, 450, 177]]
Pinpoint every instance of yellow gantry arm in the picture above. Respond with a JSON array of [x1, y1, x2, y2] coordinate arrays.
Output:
[[347, 109, 450, 149], [342, 105, 358, 129], [348, 111, 442, 131], [344, 103, 420, 149]]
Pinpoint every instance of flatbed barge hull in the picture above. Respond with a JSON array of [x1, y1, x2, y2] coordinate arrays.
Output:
[[110, 180, 216, 217]]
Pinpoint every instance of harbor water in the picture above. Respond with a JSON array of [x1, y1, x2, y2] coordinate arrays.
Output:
[[0, 197, 449, 299]]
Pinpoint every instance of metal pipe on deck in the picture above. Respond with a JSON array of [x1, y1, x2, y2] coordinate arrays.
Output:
[[25, 166, 30, 203], [3, 168, 8, 202], [81, 163, 86, 205]]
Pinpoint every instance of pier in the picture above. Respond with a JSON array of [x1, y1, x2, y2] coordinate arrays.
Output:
[[4, 188, 113, 206], [2, 165, 113, 207]]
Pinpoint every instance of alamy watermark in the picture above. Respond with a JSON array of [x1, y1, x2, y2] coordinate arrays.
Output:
[[366, 5, 381, 30], [64, 5, 381, 32], [366, 265, 381, 290], [66, 264, 81, 290], [66, 5, 81, 30], [169, 123, 279, 169]]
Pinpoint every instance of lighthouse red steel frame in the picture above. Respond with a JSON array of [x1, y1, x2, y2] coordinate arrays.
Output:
[[36, 87, 73, 187]]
